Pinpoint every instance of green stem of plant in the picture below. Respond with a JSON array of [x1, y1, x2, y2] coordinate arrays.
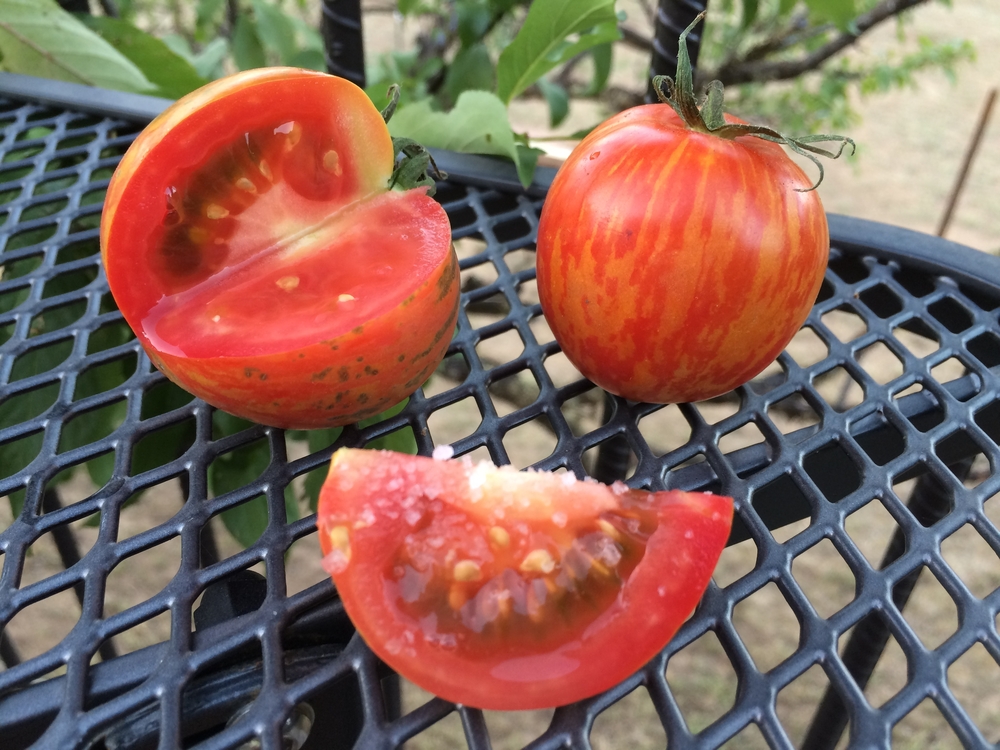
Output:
[[652, 12, 856, 191]]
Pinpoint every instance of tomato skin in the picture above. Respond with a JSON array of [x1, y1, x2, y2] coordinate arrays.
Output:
[[317, 449, 733, 710], [535, 105, 829, 404], [101, 68, 459, 429]]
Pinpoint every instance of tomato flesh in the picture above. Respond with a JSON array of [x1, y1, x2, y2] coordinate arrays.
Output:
[[317, 449, 733, 710], [101, 69, 459, 428]]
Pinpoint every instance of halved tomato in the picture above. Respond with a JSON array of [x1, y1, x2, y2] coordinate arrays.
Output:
[[100, 68, 458, 429], [317, 448, 733, 710]]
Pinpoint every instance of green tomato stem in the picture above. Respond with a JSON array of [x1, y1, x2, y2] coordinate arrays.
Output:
[[651, 12, 856, 192], [380, 84, 445, 194]]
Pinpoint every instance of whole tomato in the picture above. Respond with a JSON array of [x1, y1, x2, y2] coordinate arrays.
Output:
[[101, 68, 458, 429], [535, 18, 851, 404]]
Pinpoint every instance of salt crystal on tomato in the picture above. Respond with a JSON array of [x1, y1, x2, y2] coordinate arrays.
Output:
[[432, 444, 455, 461], [321, 549, 350, 575]]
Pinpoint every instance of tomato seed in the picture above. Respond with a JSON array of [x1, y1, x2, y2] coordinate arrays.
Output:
[[234, 177, 256, 193], [323, 150, 343, 176], [597, 518, 622, 541], [448, 584, 468, 611], [204, 203, 229, 219], [328, 525, 350, 553], [453, 560, 482, 582], [276, 276, 299, 291], [520, 549, 556, 574], [488, 526, 510, 548], [188, 226, 210, 244]]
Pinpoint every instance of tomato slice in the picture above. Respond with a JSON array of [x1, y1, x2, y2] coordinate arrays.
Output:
[[317, 448, 733, 710], [100, 69, 459, 429]]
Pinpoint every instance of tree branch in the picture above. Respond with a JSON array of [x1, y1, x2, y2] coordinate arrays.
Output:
[[709, 0, 934, 86]]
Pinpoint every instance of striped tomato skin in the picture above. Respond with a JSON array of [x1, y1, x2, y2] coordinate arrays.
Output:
[[536, 104, 829, 404]]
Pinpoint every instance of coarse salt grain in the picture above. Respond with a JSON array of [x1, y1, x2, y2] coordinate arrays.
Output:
[[432, 444, 455, 461], [321, 549, 349, 575]]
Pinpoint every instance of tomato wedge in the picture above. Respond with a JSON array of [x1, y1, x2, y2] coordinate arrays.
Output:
[[100, 68, 458, 429], [317, 448, 733, 710]]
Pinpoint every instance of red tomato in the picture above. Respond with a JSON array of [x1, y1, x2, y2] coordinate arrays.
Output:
[[100, 68, 458, 429], [317, 448, 733, 710], [535, 105, 828, 404]]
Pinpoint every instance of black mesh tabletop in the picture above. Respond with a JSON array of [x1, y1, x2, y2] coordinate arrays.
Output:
[[3, 73, 1000, 750]]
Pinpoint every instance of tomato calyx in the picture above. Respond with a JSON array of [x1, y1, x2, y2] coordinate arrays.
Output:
[[652, 12, 855, 191], [380, 84, 446, 195]]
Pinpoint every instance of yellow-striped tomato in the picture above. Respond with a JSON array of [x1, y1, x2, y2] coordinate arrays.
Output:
[[101, 68, 458, 428], [535, 105, 829, 404]]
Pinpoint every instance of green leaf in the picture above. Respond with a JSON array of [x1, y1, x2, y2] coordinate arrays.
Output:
[[741, 0, 760, 28], [191, 36, 229, 79], [232, 13, 266, 71], [251, 0, 299, 65], [397, 0, 421, 14], [296, 398, 416, 511], [77, 15, 208, 99], [583, 42, 612, 96], [219, 495, 269, 548], [457, 1, 493, 48], [287, 15, 325, 54], [358, 398, 418, 454], [388, 90, 541, 187], [209, 438, 272, 548], [300, 426, 342, 511], [196, 0, 227, 34], [803, 0, 856, 28], [443, 42, 495, 105], [0, 0, 155, 93], [495, 0, 620, 104], [288, 48, 325, 71], [536, 77, 569, 127], [129, 382, 198, 477]]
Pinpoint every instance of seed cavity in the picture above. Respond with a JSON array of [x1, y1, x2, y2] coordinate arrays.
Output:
[[453, 559, 482, 582], [274, 120, 302, 148], [520, 549, 556, 574], [323, 149, 343, 176], [276, 275, 300, 291], [188, 226, 210, 244], [488, 526, 510, 548], [205, 203, 229, 219], [597, 518, 622, 541], [449, 584, 468, 611]]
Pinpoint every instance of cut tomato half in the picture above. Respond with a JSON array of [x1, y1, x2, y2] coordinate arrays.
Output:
[[317, 448, 733, 710], [101, 69, 458, 428]]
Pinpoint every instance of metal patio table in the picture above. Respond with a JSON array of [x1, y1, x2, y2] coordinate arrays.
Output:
[[3, 4, 1000, 750]]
